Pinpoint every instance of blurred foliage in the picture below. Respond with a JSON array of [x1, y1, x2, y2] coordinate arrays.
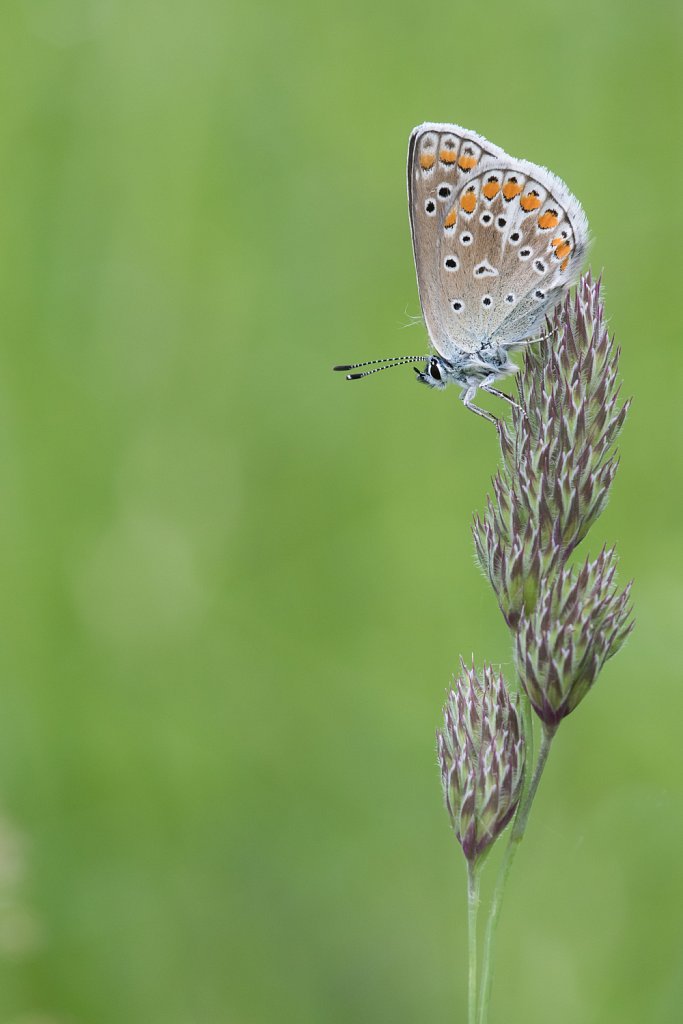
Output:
[[0, 0, 681, 1021]]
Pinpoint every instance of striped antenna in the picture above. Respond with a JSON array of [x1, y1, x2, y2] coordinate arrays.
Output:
[[333, 355, 429, 381]]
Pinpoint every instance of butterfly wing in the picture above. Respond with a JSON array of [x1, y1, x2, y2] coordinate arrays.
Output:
[[408, 123, 589, 359], [408, 123, 504, 356]]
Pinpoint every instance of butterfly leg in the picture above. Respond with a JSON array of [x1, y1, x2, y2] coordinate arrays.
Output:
[[460, 383, 496, 425], [481, 383, 524, 413]]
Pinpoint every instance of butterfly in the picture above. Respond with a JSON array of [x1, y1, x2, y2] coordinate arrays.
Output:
[[334, 122, 589, 422]]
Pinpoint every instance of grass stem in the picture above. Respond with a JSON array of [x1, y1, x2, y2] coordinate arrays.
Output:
[[467, 860, 480, 1024], [477, 726, 555, 1023]]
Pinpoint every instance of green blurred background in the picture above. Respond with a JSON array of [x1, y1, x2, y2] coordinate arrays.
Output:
[[0, 0, 681, 1021]]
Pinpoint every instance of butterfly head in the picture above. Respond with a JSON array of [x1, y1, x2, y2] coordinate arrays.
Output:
[[413, 355, 450, 389]]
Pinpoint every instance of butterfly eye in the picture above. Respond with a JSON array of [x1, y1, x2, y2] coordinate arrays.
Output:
[[429, 359, 442, 381]]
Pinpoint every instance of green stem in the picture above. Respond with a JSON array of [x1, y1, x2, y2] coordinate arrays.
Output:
[[467, 860, 481, 1024], [520, 693, 534, 792], [477, 725, 555, 1024]]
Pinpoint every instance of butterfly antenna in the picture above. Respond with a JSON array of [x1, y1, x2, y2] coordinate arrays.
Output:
[[343, 363, 420, 381], [333, 355, 429, 381]]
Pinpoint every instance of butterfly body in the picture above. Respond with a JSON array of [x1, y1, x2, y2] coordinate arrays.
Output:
[[335, 122, 589, 422], [413, 347, 518, 391]]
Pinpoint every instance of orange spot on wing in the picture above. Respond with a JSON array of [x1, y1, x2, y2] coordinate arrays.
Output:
[[561, 256, 570, 271], [419, 153, 436, 170], [460, 191, 477, 214], [502, 181, 523, 201], [538, 210, 559, 229], [458, 154, 477, 170], [482, 180, 500, 200], [444, 208, 457, 228], [440, 150, 457, 164], [520, 192, 542, 211], [554, 241, 571, 260]]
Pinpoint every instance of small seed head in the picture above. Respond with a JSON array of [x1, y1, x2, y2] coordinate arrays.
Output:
[[515, 548, 634, 727], [437, 662, 525, 862]]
